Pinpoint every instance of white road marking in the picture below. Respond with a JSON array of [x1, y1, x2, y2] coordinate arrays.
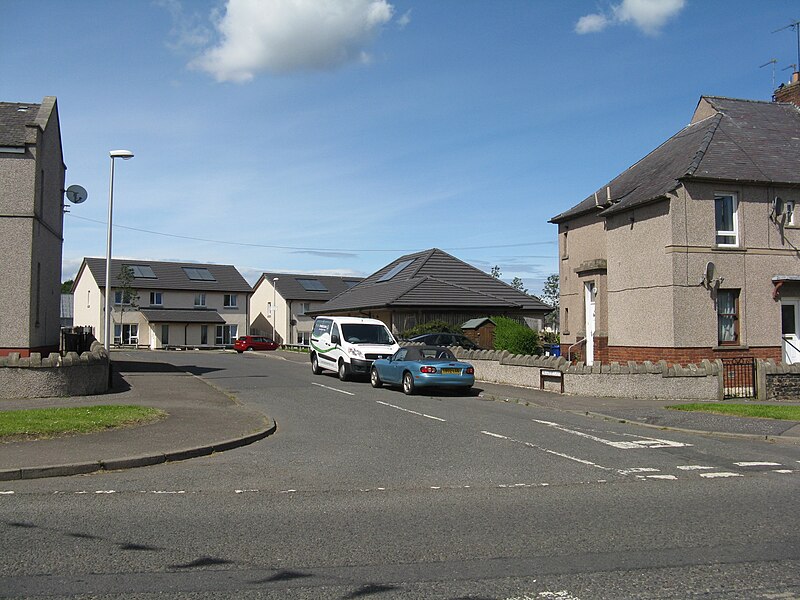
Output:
[[734, 461, 782, 467], [151, 490, 185, 494], [699, 472, 743, 479], [0, 491, 14, 495], [95, 490, 116, 494], [643, 475, 678, 480], [619, 467, 660, 475], [235, 489, 259, 494], [531, 419, 691, 449], [311, 382, 355, 396], [376, 400, 446, 422], [538, 591, 582, 599], [280, 489, 296, 494], [481, 431, 613, 471], [773, 469, 794, 474], [677, 465, 715, 471]]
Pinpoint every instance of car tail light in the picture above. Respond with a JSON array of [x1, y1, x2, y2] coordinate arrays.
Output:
[[420, 366, 437, 374], [465, 367, 474, 375]]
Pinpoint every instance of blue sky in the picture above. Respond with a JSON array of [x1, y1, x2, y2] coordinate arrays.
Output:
[[4, 1, 799, 296]]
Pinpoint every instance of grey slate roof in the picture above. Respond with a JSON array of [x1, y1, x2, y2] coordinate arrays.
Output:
[[0, 102, 39, 146], [316, 248, 551, 313], [140, 309, 225, 324], [550, 96, 800, 223], [255, 272, 363, 301], [78, 258, 252, 293]]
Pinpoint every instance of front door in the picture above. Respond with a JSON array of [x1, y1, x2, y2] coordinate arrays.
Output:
[[584, 282, 596, 365], [781, 299, 800, 364]]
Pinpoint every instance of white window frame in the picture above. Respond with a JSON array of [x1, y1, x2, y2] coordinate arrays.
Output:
[[296, 302, 311, 316], [215, 324, 238, 345], [296, 331, 310, 345], [114, 290, 132, 305], [194, 292, 206, 307], [149, 291, 163, 306], [715, 192, 739, 247], [114, 323, 139, 345], [224, 294, 238, 308], [786, 200, 796, 226]]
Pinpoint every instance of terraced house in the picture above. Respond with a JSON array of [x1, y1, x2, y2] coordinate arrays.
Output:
[[551, 75, 800, 366], [72, 258, 251, 349]]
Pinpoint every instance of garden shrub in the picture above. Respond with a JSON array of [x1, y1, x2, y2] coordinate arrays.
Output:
[[492, 316, 542, 356], [400, 320, 460, 339]]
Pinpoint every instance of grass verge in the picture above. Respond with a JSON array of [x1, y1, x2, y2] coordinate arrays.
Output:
[[0, 405, 167, 441], [666, 403, 800, 421]]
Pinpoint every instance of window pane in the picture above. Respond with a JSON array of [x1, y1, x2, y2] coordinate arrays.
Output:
[[715, 196, 733, 231], [782, 304, 797, 335], [717, 290, 738, 344]]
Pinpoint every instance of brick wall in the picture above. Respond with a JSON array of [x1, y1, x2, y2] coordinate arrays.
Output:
[[606, 345, 780, 366]]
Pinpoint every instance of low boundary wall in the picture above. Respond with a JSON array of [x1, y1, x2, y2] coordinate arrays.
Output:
[[760, 360, 800, 402], [453, 348, 723, 400], [0, 341, 110, 399]]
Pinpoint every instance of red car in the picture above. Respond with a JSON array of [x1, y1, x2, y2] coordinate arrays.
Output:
[[234, 336, 279, 353]]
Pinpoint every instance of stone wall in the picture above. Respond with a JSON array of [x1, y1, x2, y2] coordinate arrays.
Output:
[[454, 348, 723, 400], [0, 341, 109, 399], [760, 360, 800, 402]]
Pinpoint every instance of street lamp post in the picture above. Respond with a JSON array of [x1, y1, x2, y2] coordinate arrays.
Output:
[[272, 277, 279, 343], [103, 150, 134, 351]]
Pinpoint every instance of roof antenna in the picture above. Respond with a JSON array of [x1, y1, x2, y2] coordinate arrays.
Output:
[[760, 58, 778, 90], [773, 20, 800, 77]]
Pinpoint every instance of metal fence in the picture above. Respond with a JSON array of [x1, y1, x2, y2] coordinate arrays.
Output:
[[721, 357, 756, 399]]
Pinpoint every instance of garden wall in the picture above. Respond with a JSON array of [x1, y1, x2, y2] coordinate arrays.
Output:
[[0, 341, 109, 399], [760, 360, 800, 402], [453, 348, 723, 400]]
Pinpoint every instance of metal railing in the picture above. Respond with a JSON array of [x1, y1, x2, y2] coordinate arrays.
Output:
[[567, 338, 586, 362], [721, 357, 756, 399]]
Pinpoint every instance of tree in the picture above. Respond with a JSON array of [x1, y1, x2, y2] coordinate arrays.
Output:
[[541, 273, 559, 329], [61, 280, 74, 293], [490, 265, 501, 278], [510, 277, 528, 294], [116, 265, 139, 345]]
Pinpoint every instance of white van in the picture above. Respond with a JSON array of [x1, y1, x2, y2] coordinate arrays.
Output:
[[310, 316, 399, 381]]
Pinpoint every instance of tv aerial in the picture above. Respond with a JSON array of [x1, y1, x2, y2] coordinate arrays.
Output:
[[773, 19, 800, 76], [760, 58, 777, 89]]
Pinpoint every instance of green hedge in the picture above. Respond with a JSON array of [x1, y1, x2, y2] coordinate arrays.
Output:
[[492, 316, 542, 355]]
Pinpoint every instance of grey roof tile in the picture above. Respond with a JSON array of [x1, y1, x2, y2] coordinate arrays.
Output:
[[0, 102, 40, 146], [551, 96, 800, 222], [80, 258, 252, 293], [140, 309, 225, 324], [317, 248, 551, 313], [256, 272, 363, 301]]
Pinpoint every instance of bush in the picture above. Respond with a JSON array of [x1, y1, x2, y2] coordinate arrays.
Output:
[[541, 330, 560, 345], [400, 320, 460, 339], [492, 316, 542, 356]]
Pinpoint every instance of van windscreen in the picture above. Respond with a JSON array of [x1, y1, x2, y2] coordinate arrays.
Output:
[[341, 324, 394, 345]]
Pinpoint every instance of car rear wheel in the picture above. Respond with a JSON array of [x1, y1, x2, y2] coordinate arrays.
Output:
[[370, 368, 382, 388], [402, 371, 415, 395], [338, 360, 349, 381], [246, 346, 254, 351], [311, 354, 322, 375]]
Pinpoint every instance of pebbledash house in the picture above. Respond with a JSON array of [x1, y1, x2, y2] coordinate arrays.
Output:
[[550, 75, 800, 366]]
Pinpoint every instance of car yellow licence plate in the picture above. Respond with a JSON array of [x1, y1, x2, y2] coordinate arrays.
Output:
[[441, 368, 461, 374]]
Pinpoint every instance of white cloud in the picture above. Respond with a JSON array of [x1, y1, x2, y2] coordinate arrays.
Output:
[[192, 0, 395, 83], [575, 13, 609, 34], [576, 0, 685, 36]]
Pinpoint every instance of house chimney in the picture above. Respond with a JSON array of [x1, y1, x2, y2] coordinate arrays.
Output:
[[774, 71, 800, 108]]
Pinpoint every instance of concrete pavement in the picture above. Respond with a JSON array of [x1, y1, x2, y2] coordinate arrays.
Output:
[[0, 349, 798, 481]]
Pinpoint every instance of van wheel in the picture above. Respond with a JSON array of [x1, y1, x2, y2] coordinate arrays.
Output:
[[338, 360, 349, 381], [402, 372, 415, 395], [370, 368, 382, 388], [311, 354, 322, 375]]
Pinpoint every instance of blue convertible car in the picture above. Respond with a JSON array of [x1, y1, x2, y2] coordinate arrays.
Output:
[[370, 346, 475, 395]]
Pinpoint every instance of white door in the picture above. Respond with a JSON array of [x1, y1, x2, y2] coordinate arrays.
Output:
[[782, 299, 800, 364], [584, 282, 596, 365]]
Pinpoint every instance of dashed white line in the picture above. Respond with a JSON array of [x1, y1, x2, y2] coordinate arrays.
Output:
[[0, 491, 14, 495], [734, 461, 782, 467], [677, 465, 715, 471], [531, 419, 691, 449], [481, 431, 613, 471], [619, 467, 660, 475], [376, 400, 446, 422], [699, 472, 743, 479], [773, 469, 794, 474], [642, 475, 678, 480], [311, 382, 355, 396]]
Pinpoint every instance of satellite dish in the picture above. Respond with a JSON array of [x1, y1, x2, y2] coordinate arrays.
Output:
[[65, 184, 88, 204], [773, 196, 785, 217], [703, 261, 716, 287]]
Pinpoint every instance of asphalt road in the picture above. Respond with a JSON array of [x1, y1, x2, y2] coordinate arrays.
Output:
[[2, 350, 799, 599]]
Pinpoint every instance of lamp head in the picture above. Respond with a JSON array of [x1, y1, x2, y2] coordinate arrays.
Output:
[[109, 150, 134, 160]]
